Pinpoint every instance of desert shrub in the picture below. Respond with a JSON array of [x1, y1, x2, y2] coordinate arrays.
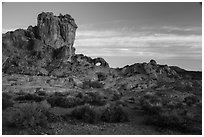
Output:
[[7, 77, 18, 81], [146, 109, 186, 127], [65, 103, 129, 124], [2, 97, 14, 110], [47, 96, 66, 107], [145, 107, 202, 134], [101, 104, 129, 123], [76, 92, 84, 98], [139, 93, 162, 114], [2, 92, 14, 110], [84, 91, 107, 106], [71, 104, 100, 124], [111, 91, 122, 101], [14, 93, 45, 102], [75, 91, 107, 106], [139, 91, 202, 134], [82, 80, 91, 89], [166, 101, 184, 109], [35, 89, 47, 96], [15, 90, 27, 95], [183, 95, 199, 106], [2, 92, 13, 99], [47, 95, 82, 108], [82, 80, 104, 89], [91, 81, 104, 88], [54, 91, 69, 97], [46, 112, 62, 123], [2, 101, 51, 128]]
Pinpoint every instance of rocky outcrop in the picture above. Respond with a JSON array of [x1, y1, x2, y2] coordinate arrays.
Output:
[[93, 57, 109, 67], [2, 12, 78, 75], [119, 60, 180, 80], [37, 12, 77, 54], [2, 11, 198, 87], [3, 12, 77, 61]]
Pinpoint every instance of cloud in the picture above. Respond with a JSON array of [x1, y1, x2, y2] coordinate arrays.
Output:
[[75, 26, 202, 61], [161, 26, 201, 32], [142, 25, 202, 36]]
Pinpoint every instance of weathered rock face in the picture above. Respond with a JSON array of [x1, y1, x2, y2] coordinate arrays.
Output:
[[37, 12, 77, 50], [119, 60, 180, 80], [3, 12, 77, 60], [2, 12, 78, 75]]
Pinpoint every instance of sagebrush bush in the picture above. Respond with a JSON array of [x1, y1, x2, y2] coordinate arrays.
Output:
[[2, 97, 14, 110], [54, 91, 69, 97], [139, 93, 162, 114], [84, 91, 107, 106], [35, 89, 47, 96], [101, 104, 129, 123], [139, 91, 201, 134], [2, 92, 13, 99], [47, 91, 106, 108], [3, 101, 51, 128], [16, 90, 27, 95], [2, 92, 14, 110], [47, 95, 82, 108], [71, 104, 100, 124], [67, 103, 129, 124], [144, 108, 202, 134], [184, 95, 199, 106], [111, 91, 122, 101], [14, 93, 44, 102], [146, 109, 187, 127], [82, 80, 104, 89], [75, 91, 107, 106]]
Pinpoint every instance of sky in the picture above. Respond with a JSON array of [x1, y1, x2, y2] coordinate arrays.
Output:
[[2, 2, 202, 71]]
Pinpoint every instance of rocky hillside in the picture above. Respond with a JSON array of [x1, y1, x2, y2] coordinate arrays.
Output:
[[3, 12, 77, 75], [2, 12, 202, 135], [2, 12, 201, 90]]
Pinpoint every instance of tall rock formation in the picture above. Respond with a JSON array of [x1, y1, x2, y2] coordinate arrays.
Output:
[[37, 12, 77, 60], [3, 12, 77, 61], [2, 12, 78, 75]]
